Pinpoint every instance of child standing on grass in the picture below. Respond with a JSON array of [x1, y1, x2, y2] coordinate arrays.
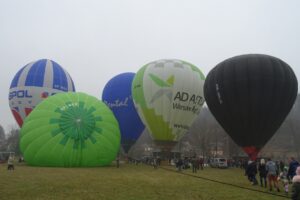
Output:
[[278, 168, 289, 195], [283, 180, 289, 195]]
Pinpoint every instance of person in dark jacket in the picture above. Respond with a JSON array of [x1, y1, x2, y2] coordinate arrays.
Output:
[[258, 159, 267, 187], [291, 166, 300, 200], [280, 160, 285, 172], [177, 158, 183, 172], [246, 160, 258, 185], [199, 158, 204, 170], [288, 157, 300, 182]]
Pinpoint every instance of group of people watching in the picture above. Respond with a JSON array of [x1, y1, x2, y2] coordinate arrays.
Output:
[[245, 157, 300, 199], [174, 157, 204, 172]]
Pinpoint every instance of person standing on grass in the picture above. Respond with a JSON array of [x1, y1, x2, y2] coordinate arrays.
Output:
[[199, 157, 204, 170], [116, 156, 120, 168], [177, 158, 183, 172], [157, 157, 161, 166], [288, 157, 300, 182], [7, 155, 14, 171], [246, 160, 258, 185], [280, 160, 285, 172], [266, 158, 280, 192], [191, 157, 197, 173], [258, 159, 267, 188], [283, 179, 289, 195], [153, 157, 158, 169], [291, 166, 300, 200]]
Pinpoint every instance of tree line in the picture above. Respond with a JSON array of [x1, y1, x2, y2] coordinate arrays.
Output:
[[0, 125, 21, 158]]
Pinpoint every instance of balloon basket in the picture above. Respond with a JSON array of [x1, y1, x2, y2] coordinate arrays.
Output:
[[153, 140, 177, 162]]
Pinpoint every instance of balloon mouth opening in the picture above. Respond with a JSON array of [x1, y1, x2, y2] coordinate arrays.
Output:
[[242, 146, 260, 161]]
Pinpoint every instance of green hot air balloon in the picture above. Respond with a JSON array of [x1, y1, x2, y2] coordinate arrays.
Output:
[[20, 92, 120, 167], [132, 59, 205, 151]]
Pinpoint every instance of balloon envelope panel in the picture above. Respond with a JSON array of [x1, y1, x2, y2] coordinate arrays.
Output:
[[20, 92, 121, 167], [204, 54, 298, 160], [132, 59, 205, 142], [9, 59, 75, 127], [102, 72, 145, 153]]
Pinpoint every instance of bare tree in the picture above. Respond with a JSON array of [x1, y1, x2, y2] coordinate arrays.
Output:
[[0, 125, 6, 151], [260, 95, 300, 160], [5, 125, 20, 155], [0, 125, 4, 140], [226, 135, 243, 158], [286, 94, 300, 160]]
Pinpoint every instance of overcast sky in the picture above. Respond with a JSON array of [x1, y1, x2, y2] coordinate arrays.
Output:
[[0, 0, 299, 132]]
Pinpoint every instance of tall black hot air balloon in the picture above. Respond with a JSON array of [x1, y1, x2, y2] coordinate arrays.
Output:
[[204, 54, 298, 160]]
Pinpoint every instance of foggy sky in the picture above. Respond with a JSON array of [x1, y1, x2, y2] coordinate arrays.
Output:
[[1, 0, 300, 131]]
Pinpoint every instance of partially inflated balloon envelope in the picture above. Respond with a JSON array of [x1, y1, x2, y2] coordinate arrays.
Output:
[[204, 54, 298, 160], [20, 92, 121, 167], [102, 73, 145, 153], [132, 59, 205, 143], [9, 59, 75, 127]]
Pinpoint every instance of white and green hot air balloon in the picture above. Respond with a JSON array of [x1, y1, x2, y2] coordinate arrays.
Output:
[[132, 59, 205, 149]]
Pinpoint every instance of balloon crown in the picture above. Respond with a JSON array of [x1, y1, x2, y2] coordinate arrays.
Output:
[[49, 101, 102, 149]]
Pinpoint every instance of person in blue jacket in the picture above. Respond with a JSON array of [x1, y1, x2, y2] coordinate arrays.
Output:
[[288, 157, 300, 182]]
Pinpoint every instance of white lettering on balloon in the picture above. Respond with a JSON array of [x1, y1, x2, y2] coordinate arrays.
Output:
[[60, 103, 79, 111], [104, 97, 130, 108]]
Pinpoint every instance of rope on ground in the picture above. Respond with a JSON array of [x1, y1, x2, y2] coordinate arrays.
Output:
[[155, 165, 290, 199]]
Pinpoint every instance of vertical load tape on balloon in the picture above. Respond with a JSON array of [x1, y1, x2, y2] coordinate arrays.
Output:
[[9, 59, 75, 127], [20, 92, 120, 167], [204, 54, 298, 160], [102, 72, 145, 153], [132, 59, 206, 152]]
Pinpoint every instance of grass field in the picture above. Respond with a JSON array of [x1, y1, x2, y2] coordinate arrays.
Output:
[[0, 162, 290, 200]]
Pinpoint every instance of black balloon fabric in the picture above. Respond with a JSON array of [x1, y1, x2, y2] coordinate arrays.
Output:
[[204, 54, 298, 160]]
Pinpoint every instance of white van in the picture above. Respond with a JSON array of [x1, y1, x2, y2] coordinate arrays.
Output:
[[210, 158, 228, 168]]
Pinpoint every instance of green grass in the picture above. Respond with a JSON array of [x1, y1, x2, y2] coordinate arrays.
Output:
[[0, 163, 290, 200]]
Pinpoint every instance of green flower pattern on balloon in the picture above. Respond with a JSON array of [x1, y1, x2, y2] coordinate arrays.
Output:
[[50, 101, 102, 149]]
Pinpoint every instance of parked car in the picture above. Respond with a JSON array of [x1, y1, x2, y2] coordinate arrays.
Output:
[[210, 158, 228, 168]]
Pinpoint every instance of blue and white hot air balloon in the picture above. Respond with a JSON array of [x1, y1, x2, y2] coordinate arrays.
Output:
[[9, 59, 76, 127], [102, 72, 145, 153]]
